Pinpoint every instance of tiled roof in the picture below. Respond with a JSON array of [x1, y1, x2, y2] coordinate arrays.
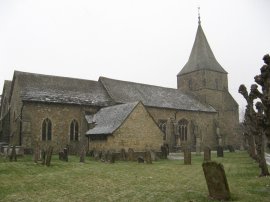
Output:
[[14, 71, 114, 106], [178, 24, 227, 76], [86, 102, 138, 135], [99, 77, 216, 113]]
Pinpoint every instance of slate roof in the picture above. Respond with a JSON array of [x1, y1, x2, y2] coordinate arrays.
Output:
[[178, 24, 227, 76], [99, 77, 216, 113], [13, 71, 114, 106], [86, 102, 139, 135]]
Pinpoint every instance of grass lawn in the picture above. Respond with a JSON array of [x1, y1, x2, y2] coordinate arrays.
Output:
[[0, 151, 270, 202]]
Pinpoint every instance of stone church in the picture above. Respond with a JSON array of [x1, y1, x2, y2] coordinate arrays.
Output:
[[0, 21, 239, 154]]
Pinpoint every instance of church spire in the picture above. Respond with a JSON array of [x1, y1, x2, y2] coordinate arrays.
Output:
[[177, 13, 227, 76]]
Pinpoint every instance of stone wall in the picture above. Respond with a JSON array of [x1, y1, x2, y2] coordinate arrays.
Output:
[[147, 107, 218, 149], [21, 102, 99, 154], [89, 102, 164, 152]]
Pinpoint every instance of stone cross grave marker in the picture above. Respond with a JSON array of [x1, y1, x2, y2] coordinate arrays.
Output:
[[204, 146, 211, 161], [202, 161, 231, 201]]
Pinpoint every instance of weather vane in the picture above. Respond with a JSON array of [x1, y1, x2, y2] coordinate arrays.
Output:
[[198, 7, 201, 25]]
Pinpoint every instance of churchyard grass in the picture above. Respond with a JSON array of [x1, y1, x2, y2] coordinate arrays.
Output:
[[0, 151, 269, 201]]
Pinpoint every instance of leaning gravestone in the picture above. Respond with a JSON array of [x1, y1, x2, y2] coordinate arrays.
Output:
[[204, 146, 211, 161], [45, 146, 53, 167], [202, 161, 231, 201], [128, 148, 135, 161], [217, 146, 224, 157], [184, 147, 191, 165]]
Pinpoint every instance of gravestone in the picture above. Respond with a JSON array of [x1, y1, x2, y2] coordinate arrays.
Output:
[[34, 145, 40, 163], [202, 161, 231, 201], [41, 149, 46, 165], [184, 147, 191, 165], [227, 145, 235, 152], [80, 148, 86, 163], [145, 151, 152, 164], [160, 145, 168, 159], [137, 156, 144, 163], [217, 146, 224, 157], [9, 145, 17, 162], [101, 150, 107, 162], [63, 148, 68, 162], [150, 150, 156, 161], [59, 151, 64, 161], [93, 150, 100, 161], [45, 146, 53, 167], [204, 146, 211, 161], [107, 150, 115, 163], [120, 148, 126, 161], [128, 148, 135, 161]]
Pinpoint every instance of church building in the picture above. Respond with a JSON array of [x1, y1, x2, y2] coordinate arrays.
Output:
[[0, 20, 239, 154]]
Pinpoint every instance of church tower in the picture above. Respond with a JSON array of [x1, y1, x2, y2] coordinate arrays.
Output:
[[177, 14, 239, 147]]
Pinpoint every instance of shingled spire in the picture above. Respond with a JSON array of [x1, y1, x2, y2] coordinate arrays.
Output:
[[177, 17, 227, 76]]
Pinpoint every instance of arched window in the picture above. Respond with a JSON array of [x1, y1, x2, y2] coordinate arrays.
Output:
[[42, 118, 52, 141], [70, 120, 79, 141], [178, 119, 188, 142]]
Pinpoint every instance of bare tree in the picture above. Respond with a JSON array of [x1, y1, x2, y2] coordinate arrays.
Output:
[[238, 54, 270, 177]]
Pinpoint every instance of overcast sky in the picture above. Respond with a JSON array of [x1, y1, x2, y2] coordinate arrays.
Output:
[[0, 0, 269, 119]]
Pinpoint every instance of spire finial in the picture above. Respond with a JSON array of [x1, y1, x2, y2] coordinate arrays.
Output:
[[198, 7, 201, 25]]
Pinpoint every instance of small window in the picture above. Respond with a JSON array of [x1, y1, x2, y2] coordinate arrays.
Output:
[[70, 120, 79, 141], [42, 118, 52, 141]]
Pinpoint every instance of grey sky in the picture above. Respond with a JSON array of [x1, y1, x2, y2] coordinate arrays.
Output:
[[0, 0, 269, 120]]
